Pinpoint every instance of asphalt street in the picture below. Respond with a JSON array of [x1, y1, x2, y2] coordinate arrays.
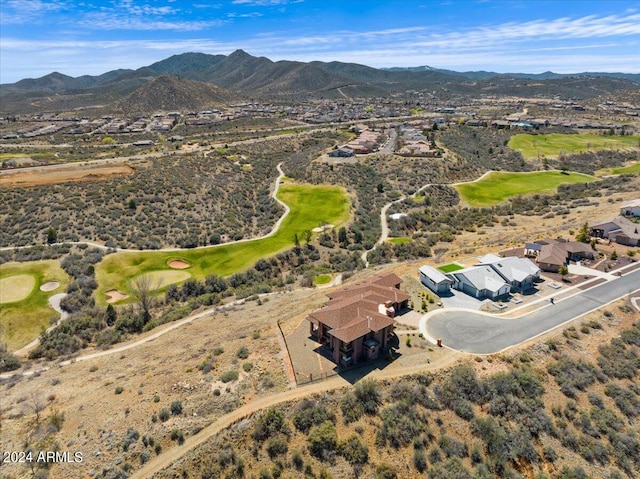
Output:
[[425, 267, 640, 354]]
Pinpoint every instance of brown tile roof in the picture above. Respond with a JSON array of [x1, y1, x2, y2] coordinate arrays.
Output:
[[326, 283, 409, 304], [308, 273, 405, 343], [538, 244, 567, 267], [368, 272, 403, 288]]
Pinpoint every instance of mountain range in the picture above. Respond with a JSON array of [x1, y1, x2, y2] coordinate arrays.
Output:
[[1, 50, 639, 115]]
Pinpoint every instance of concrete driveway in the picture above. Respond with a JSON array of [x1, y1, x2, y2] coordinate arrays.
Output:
[[421, 266, 640, 354]]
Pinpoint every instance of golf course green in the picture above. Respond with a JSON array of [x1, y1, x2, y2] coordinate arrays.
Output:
[[595, 162, 640, 176], [509, 133, 640, 159], [95, 182, 350, 304], [0, 260, 70, 351], [455, 170, 596, 207]]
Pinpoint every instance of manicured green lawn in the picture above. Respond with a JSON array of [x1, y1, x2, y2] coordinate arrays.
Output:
[[388, 237, 412, 245], [95, 183, 350, 304], [595, 162, 640, 176], [438, 263, 464, 273], [313, 274, 332, 285], [456, 171, 596, 207], [509, 133, 640, 159], [0, 261, 70, 351]]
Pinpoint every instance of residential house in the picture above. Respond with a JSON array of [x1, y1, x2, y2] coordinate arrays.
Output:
[[620, 200, 640, 218], [535, 239, 594, 272], [307, 273, 409, 367], [590, 216, 640, 247], [419, 265, 453, 295], [476, 254, 541, 292], [448, 266, 511, 300], [328, 147, 354, 158], [524, 243, 542, 258]]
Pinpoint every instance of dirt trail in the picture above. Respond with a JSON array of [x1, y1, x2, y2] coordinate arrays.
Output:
[[131, 350, 462, 479]]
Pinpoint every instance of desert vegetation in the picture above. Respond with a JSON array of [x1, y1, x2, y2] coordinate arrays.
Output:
[[157, 304, 640, 479]]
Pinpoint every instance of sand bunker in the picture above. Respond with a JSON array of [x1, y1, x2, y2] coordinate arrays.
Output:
[[169, 260, 190, 269], [40, 281, 60, 292], [106, 290, 129, 303], [0, 274, 36, 303]]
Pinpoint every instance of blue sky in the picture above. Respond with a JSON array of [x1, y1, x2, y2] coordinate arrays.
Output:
[[2, 0, 640, 83]]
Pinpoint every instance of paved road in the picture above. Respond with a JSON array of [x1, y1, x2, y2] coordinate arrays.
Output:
[[424, 267, 640, 354]]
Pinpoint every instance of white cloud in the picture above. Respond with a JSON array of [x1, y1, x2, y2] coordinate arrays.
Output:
[[1, 0, 71, 24]]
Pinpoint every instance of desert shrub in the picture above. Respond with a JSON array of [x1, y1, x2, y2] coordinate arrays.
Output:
[[374, 463, 397, 479], [621, 324, 640, 346], [438, 434, 468, 459], [340, 391, 363, 424], [340, 435, 369, 466], [354, 378, 382, 414], [253, 407, 290, 442], [590, 405, 624, 435], [242, 362, 253, 372], [376, 400, 426, 448], [557, 465, 589, 479], [220, 370, 239, 383], [426, 457, 471, 479], [598, 338, 640, 379], [0, 347, 20, 372], [170, 429, 184, 444], [547, 355, 603, 398], [436, 364, 483, 407], [265, 435, 288, 459], [470, 444, 483, 464], [115, 386, 124, 395], [170, 400, 183, 415], [470, 416, 509, 466], [122, 428, 140, 451], [47, 409, 65, 432], [428, 445, 444, 464], [451, 398, 475, 420], [158, 408, 170, 422], [604, 384, 640, 418], [237, 346, 250, 359], [291, 450, 303, 470], [308, 420, 338, 460], [293, 399, 336, 433], [414, 448, 427, 472]]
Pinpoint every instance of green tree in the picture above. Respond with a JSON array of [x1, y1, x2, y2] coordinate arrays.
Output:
[[302, 229, 312, 245], [338, 227, 349, 247], [105, 304, 117, 326], [575, 222, 590, 243], [46, 227, 58, 244], [610, 250, 618, 260], [293, 232, 300, 251], [558, 265, 569, 279], [128, 274, 157, 323]]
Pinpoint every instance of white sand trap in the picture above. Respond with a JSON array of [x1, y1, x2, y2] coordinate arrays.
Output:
[[312, 224, 334, 233], [169, 259, 190, 269], [0, 274, 36, 303], [106, 290, 129, 303], [40, 281, 60, 292]]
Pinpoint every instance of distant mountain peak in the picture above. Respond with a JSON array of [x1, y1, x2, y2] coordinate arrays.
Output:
[[228, 49, 251, 59]]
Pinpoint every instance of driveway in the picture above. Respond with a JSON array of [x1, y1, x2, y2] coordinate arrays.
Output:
[[439, 289, 486, 310], [422, 266, 640, 354], [569, 262, 617, 280]]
